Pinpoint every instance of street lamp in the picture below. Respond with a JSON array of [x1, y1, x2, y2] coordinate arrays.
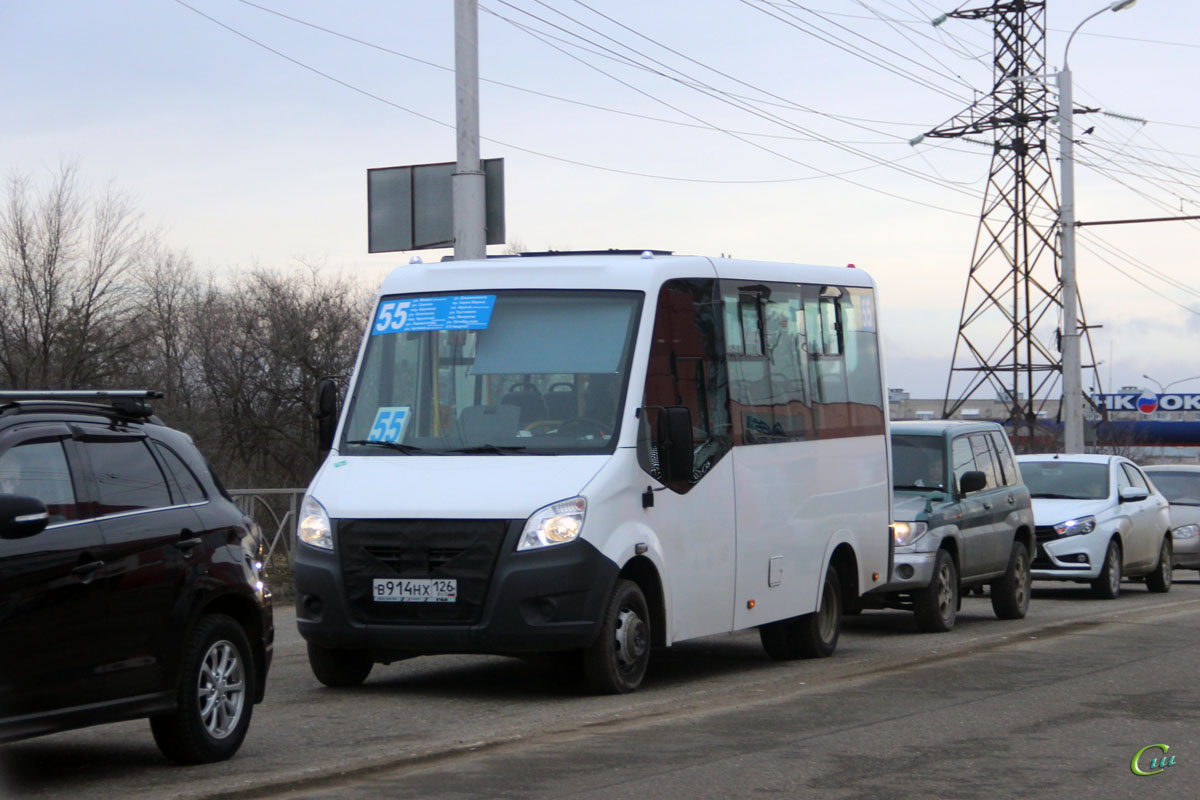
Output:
[[1059, 0, 1138, 454], [1142, 374, 1200, 394]]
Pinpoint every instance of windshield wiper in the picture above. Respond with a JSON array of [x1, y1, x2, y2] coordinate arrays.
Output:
[[893, 484, 944, 492], [445, 444, 528, 454], [1029, 492, 1085, 499], [345, 439, 425, 454]]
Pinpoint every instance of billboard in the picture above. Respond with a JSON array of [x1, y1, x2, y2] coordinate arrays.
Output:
[[1092, 392, 1200, 414], [367, 159, 505, 253]]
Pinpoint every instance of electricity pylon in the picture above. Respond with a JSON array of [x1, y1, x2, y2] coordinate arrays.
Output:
[[926, 0, 1103, 447]]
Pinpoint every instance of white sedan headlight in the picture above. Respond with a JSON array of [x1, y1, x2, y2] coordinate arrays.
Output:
[[1172, 523, 1200, 540], [1054, 515, 1096, 537], [892, 521, 928, 547], [298, 496, 333, 550], [518, 497, 586, 551]]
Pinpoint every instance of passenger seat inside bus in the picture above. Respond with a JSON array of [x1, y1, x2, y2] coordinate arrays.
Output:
[[460, 404, 521, 441]]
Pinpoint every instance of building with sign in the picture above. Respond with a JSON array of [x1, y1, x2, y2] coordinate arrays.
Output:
[[888, 387, 1200, 462]]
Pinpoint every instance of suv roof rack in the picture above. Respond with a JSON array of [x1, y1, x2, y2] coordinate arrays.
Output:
[[0, 389, 164, 420]]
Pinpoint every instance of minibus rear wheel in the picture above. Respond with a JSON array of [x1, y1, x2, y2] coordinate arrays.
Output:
[[759, 566, 842, 660], [583, 579, 651, 694]]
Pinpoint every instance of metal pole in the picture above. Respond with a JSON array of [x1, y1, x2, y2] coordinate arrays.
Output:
[[1059, 64, 1083, 454], [1059, 1, 1138, 453], [454, 0, 486, 261]]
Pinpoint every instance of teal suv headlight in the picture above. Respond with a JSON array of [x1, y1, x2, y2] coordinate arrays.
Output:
[[892, 521, 928, 547]]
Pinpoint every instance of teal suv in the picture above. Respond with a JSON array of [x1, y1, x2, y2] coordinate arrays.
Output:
[[858, 420, 1035, 632]]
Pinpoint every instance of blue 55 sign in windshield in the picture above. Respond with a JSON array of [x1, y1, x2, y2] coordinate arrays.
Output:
[[372, 295, 496, 335]]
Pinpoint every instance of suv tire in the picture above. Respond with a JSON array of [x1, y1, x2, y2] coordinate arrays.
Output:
[[760, 566, 842, 660], [308, 643, 373, 688], [150, 614, 255, 764], [991, 541, 1031, 620], [913, 549, 958, 633]]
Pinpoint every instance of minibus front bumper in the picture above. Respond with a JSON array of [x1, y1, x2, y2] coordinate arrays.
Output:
[[294, 518, 618, 659]]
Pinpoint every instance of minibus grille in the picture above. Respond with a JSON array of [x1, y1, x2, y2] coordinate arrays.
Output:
[[337, 519, 513, 624]]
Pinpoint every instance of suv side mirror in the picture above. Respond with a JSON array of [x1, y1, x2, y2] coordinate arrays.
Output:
[[1119, 486, 1149, 503], [0, 495, 50, 540], [959, 470, 987, 495], [656, 406, 694, 484], [314, 378, 340, 455]]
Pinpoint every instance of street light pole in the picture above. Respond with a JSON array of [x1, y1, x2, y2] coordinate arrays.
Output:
[[453, 0, 486, 262], [1059, 0, 1137, 454], [1142, 374, 1200, 394]]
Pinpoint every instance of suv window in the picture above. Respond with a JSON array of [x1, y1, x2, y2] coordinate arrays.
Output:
[[969, 434, 1000, 490], [0, 440, 80, 523], [951, 436, 974, 491], [83, 439, 173, 515], [989, 431, 1018, 487], [154, 442, 207, 505]]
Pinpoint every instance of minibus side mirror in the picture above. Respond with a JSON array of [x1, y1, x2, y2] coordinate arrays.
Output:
[[0, 495, 50, 540], [959, 470, 987, 495], [657, 406, 694, 484], [314, 377, 340, 455]]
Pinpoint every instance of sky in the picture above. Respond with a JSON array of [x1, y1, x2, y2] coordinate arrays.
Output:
[[3, 0, 1198, 401]]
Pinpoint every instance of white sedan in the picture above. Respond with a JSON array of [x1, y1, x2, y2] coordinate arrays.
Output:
[[1016, 454, 1172, 599], [1142, 465, 1200, 573]]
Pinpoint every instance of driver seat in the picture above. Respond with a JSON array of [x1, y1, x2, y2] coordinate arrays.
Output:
[[499, 385, 548, 427]]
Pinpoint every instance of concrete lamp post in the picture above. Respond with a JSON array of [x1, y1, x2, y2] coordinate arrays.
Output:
[[1059, 0, 1138, 454]]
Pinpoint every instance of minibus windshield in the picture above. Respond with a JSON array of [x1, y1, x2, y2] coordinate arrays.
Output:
[[342, 290, 643, 455]]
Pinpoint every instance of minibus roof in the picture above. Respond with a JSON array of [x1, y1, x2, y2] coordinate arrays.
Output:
[[377, 253, 876, 298]]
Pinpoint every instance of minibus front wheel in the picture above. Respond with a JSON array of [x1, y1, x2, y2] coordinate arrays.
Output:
[[307, 643, 373, 688], [583, 579, 651, 694]]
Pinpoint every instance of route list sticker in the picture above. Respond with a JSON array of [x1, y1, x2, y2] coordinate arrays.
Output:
[[372, 295, 496, 335]]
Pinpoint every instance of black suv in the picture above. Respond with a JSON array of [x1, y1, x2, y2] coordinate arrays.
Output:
[[0, 391, 272, 763]]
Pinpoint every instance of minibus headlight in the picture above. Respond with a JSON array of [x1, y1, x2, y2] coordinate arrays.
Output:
[[298, 496, 334, 550], [1054, 515, 1096, 537], [892, 521, 928, 547], [518, 497, 586, 551]]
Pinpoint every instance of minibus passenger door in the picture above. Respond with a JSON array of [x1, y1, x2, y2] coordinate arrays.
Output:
[[637, 278, 737, 642]]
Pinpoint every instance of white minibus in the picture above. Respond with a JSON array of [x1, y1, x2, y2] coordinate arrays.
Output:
[[295, 251, 893, 693]]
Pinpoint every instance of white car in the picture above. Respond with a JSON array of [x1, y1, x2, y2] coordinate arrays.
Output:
[[1016, 454, 1172, 599], [1142, 465, 1200, 573]]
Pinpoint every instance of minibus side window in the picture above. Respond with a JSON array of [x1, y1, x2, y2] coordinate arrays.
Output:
[[638, 279, 731, 493], [802, 284, 885, 439], [724, 281, 813, 444]]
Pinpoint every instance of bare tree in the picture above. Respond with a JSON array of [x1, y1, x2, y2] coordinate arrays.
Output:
[[189, 264, 369, 487], [0, 165, 375, 491], [0, 164, 147, 388]]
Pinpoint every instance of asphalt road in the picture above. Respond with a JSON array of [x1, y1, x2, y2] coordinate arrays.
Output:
[[4, 575, 1200, 800]]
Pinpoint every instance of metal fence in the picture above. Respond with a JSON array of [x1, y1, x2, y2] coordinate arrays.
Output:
[[228, 488, 305, 568]]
